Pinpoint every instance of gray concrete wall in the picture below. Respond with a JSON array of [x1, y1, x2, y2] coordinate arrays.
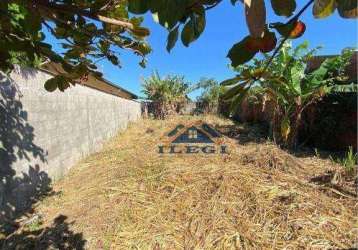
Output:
[[0, 67, 141, 217]]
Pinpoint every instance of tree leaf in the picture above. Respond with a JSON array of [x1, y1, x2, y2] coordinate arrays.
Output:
[[290, 61, 304, 94], [227, 36, 257, 67], [270, 22, 294, 37], [289, 21, 306, 38], [58, 78, 70, 92], [271, 0, 296, 17], [151, 0, 187, 29], [313, 0, 336, 18], [108, 55, 119, 65], [180, 7, 206, 47], [44, 75, 69, 92], [260, 30, 277, 53], [193, 10, 206, 38], [271, 21, 306, 39], [245, 0, 266, 38], [55, 27, 67, 38], [220, 77, 241, 86], [85, 23, 97, 33], [281, 116, 291, 141], [337, 0, 358, 18], [131, 26, 150, 37], [44, 78, 58, 92], [230, 86, 250, 113], [128, 0, 149, 14], [181, 20, 195, 47], [167, 26, 179, 52], [221, 80, 250, 100]]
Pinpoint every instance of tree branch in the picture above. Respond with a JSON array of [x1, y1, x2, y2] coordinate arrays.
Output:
[[46, 10, 146, 58], [94, 15, 134, 30], [42, 21, 75, 45], [36, 1, 135, 30], [187, 0, 223, 11], [288, 0, 315, 23], [205, 0, 223, 10], [262, 0, 315, 73]]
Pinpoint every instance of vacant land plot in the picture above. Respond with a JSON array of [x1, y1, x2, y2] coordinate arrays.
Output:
[[4, 116, 357, 249]]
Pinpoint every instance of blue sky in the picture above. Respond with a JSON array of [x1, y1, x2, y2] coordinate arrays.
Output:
[[49, 1, 357, 98]]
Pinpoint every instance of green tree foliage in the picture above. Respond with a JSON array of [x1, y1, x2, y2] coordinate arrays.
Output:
[[142, 71, 191, 103], [195, 78, 224, 113], [0, 0, 356, 92], [129, 0, 356, 69], [0, 0, 151, 91], [222, 42, 354, 148], [142, 71, 192, 118]]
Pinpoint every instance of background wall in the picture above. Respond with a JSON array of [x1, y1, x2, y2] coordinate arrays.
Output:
[[0, 67, 141, 218]]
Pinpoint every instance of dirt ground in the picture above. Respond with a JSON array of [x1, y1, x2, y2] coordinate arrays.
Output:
[[3, 115, 357, 249]]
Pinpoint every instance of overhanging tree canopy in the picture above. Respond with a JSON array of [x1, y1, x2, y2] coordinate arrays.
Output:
[[0, 0, 356, 91]]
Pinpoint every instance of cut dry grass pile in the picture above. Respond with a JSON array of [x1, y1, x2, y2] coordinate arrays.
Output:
[[28, 116, 358, 249]]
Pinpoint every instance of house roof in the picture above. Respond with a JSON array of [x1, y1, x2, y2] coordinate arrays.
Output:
[[40, 62, 138, 100]]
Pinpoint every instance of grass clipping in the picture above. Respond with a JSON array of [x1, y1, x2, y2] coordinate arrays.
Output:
[[37, 115, 356, 249]]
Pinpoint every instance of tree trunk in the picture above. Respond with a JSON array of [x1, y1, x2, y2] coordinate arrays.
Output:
[[272, 108, 282, 144], [288, 110, 303, 149]]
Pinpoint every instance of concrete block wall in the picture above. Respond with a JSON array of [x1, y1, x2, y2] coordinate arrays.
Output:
[[0, 67, 141, 216]]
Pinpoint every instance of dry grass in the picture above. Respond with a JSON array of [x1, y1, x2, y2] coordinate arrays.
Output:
[[31, 115, 357, 249]]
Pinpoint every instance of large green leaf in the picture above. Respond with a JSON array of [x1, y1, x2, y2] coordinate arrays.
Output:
[[270, 21, 306, 39], [193, 8, 206, 37], [260, 29, 277, 53], [227, 36, 257, 67], [289, 61, 305, 94], [313, 0, 336, 18], [131, 26, 150, 38], [229, 87, 250, 113], [44, 75, 69, 92], [181, 11, 206, 47], [245, 0, 266, 38], [280, 116, 291, 141], [304, 58, 331, 89], [231, 0, 241, 5], [128, 0, 149, 14], [271, 0, 296, 17], [270, 22, 292, 37], [44, 78, 58, 92], [151, 0, 187, 29], [221, 80, 250, 100], [181, 20, 195, 47], [166, 26, 179, 52], [337, 0, 358, 18], [220, 77, 241, 86]]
